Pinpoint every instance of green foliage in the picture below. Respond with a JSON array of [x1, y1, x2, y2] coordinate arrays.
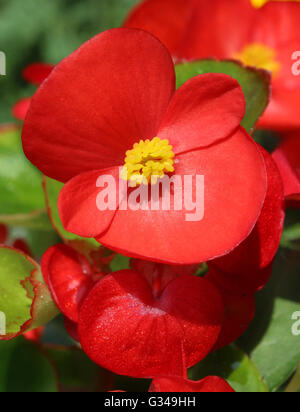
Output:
[[190, 345, 269, 393], [0, 0, 139, 123], [239, 249, 300, 392], [0, 247, 59, 337], [0, 0, 298, 394], [45, 346, 98, 392], [0, 126, 48, 225], [0, 337, 58, 392]]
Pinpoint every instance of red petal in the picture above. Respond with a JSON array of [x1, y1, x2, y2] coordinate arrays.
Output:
[[124, 0, 193, 57], [211, 147, 285, 290], [22, 63, 54, 86], [206, 272, 255, 350], [98, 128, 267, 264], [259, 89, 300, 131], [58, 167, 121, 238], [78, 270, 223, 378], [272, 133, 300, 200], [253, 3, 300, 48], [158, 275, 224, 367], [179, 0, 256, 59], [149, 375, 235, 393], [64, 316, 79, 342], [0, 224, 8, 244], [159, 73, 245, 153], [254, 4, 300, 130], [131, 259, 199, 290], [12, 98, 32, 121], [209, 261, 273, 296], [12, 239, 32, 257], [23, 326, 45, 343], [22, 29, 175, 183], [41, 244, 96, 322]]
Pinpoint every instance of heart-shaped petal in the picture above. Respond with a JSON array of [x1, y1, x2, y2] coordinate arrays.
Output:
[[78, 270, 223, 378]]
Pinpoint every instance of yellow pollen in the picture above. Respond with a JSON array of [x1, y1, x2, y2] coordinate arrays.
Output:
[[121, 137, 175, 186], [251, 0, 300, 9], [233, 43, 281, 77], [250, 0, 269, 7]]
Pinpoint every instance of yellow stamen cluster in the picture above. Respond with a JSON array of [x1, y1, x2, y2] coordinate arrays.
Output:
[[251, 0, 300, 8], [251, 0, 269, 8], [121, 137, 175, 186], [234, 43, 281, 77]]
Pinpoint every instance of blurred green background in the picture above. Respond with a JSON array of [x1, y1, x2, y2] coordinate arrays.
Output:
[[0, 0, 299, 393], [0, 0, 139, 123]]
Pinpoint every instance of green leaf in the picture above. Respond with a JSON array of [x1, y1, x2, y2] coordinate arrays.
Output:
[[0, 247, 59, 338], [175, 59, 270, 131], [0, 126, 51, 229], [110, 253, 131, 272], [190, 345, 269, 393], [0, 337, 58, 392], [238, 249, 300, 392], [282, 223, 300, 243], [9, 226, 60, 259], [44, 345, 99, 392], [285, 364, 300, 393], [43, 176, 98, 247]]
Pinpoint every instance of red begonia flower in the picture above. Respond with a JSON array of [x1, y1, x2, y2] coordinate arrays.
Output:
[[23, 326, 45, 343], [208, 147, 285, 294], [22, 63, 54, 86], [78, 270, 224, 378], [272, 133, 300, 205], [205, 271, 255, 350], [125, 0, 300, 131], [149, 375, 235, 393], [22, 28, 267, 264], [124, 0, 193, 58], [12, 98, 32, 121], [41, 244, 103, 323], [12, 63, 54, 121], [0, 224, 7, 244]]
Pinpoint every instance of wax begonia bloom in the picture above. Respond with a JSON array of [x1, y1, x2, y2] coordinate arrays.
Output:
[[12, 98, 32, 121], [205, 271, 255, 350], [22, 63, 54, 86], [123, 0, 193, 57], [208, 147, 285, 294], [12, 63, 54, 121], [149, 376, 235, 393], [272, 134, 300, 204], [125, 0, 300, 131], [78, 270, 224, 378], [22, 29, 267, 264], [41, 244, 103, 323], [23, 326, 45, 343]]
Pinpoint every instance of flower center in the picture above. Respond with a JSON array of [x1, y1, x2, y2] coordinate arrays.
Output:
[[233, 43, 281, 77], [121, 137, 175, 185], [251, 0, 268, 8]]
